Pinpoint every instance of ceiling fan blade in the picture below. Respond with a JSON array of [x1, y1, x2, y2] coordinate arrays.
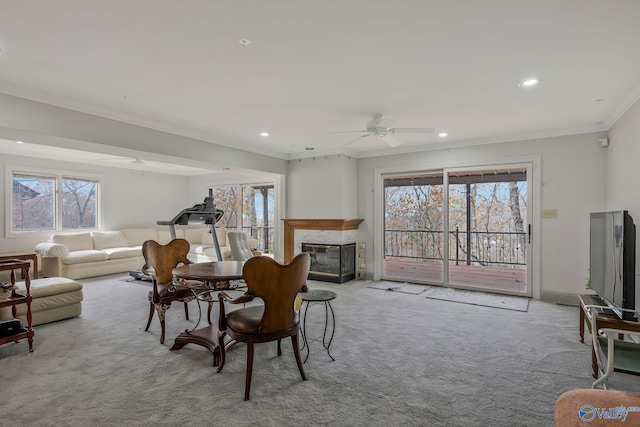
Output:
[[382, 134, 402, 147], [345, 134, 371, 145], [329, 129, 367, 135], [391, 128, 435, 134]]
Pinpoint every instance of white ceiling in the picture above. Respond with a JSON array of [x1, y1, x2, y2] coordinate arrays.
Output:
[[0, 138, 217, 176], [1, 1, 640, 164]]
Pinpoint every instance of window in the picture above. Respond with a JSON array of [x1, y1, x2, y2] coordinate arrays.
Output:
[[208, 183, 275, 252], [209, 186, 240, 228], [10, 169, 101, 233]]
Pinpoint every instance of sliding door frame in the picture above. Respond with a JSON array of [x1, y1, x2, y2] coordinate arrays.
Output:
[[373, 155, 542, 299]]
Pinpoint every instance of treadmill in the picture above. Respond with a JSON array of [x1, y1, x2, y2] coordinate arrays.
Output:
[[129, 197, 225, 281]]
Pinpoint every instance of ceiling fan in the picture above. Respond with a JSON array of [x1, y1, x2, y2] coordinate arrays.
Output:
[[332, 114, 435, 147], [99, 157, 173, 167]]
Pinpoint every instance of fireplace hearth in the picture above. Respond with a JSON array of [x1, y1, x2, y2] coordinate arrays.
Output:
[[302, 242, 356, 283]]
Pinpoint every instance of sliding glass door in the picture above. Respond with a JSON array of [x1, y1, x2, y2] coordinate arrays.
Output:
[[382, 163, 531, 296], [383, 172, 445, 284]]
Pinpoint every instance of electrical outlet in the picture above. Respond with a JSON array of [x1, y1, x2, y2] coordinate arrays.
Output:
[[542, 209, 558, 218]]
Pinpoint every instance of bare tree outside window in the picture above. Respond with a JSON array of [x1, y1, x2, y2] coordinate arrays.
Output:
[[62, 178, 97, 229], [209, 184, 275, 252], [209, 186, 239, 228], [12, 175, 55, 231], [11, 171, 100, 232]]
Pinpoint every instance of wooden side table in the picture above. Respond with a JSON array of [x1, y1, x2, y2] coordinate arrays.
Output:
[[0, 260, 34, 352], [0, 252, 38, 279], [579, 294, 640, 378]]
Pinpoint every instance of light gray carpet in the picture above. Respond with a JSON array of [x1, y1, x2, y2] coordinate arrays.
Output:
[[424, 286, 530, 312], [2, 274, 640, 426], [367, 281, 430, 295]]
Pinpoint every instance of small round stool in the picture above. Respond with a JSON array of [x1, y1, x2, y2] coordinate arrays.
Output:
[[300, 289, 336, 362]]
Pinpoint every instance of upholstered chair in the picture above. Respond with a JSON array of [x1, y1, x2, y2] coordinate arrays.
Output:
[[227, 231, 255, 261]]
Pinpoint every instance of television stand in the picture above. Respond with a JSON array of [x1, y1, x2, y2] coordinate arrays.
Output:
[[578, 294, 640, 378]]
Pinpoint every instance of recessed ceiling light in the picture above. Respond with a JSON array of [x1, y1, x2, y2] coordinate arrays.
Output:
[[518, 79, 541, 87], [15, 141, 24, 144], [259, 132, 270, 137], [305, 147, 314, 151], [438, 132, 448, 138], [238, 38, 251, 47]]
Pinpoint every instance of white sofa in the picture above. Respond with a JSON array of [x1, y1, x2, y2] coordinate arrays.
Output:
[[35, 227, 258, 280]]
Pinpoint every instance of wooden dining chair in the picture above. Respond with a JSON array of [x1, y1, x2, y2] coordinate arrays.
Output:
[[141, 239, 211, 343], [216, 253, 311, 400]]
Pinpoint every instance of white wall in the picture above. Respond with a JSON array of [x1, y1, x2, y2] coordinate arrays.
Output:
[[0, 93, 288, 176], [286, 154, 358, 218], [607, 98, 640, 217], [1, 153, 189, 254], [607, 98, 640, 307], [356, 132, 608, 300]]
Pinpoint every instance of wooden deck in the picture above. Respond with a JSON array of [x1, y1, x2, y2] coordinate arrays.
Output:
[[383, 259, 527, 293]]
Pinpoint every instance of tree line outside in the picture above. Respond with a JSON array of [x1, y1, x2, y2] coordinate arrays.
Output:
[[208, 184, 274, 252], [12, 173, 97, 231], [384, 172, 527, 269]]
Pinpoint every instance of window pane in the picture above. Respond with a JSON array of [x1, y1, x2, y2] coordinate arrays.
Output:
[[62, 177, 97, 229], [209, 186, 239, 228], [12, 174, 55, 231], [242, 185, 274, 252]]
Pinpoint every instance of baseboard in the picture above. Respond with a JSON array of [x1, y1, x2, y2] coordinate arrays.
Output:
[[540, 290, 580, 306]]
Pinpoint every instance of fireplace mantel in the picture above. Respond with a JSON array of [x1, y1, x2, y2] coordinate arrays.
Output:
[[282, 218, 363, 263]]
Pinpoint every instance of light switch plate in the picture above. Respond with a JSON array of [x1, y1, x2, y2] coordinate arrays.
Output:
[[542, 209, 558, 218]]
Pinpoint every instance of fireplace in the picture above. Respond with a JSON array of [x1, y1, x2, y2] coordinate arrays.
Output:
[[302, 242, 356, 283]]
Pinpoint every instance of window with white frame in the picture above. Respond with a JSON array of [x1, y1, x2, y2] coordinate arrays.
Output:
[[208, 183, 275, 252], [10, 169, 101, 233]]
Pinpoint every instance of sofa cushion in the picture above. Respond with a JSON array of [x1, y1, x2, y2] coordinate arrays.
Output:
[[157, 229, 185, 245], [184, 227, 204, 244], [215, 227, 227, 246], [201, 230, 214, 245], [62, 250, 109, 264], [121, 228, 158, 246], [92, 231, 130, 250], [102, 247, 142, 260], [51, 233, 94, 252], [190, 244, 212, 255], [16, 277, 83, 298], [201, 246, 233, 260]]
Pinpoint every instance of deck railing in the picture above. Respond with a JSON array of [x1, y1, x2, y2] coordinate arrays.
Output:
[[384, 228, 526, 267], [242, 225, 274, 253]]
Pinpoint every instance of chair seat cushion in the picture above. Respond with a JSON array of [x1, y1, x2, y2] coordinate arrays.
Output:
[[226, 305, 265, 334], [153, 283, 194, 299]]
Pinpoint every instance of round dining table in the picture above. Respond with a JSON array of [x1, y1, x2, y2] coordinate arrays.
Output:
[[170, 261, 245, 366]]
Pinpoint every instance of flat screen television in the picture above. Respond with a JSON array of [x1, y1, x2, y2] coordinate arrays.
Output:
[[589, 210, 636, 320]]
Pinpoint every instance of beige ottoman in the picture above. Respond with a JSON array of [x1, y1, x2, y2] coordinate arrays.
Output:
[[14, 277, 83, 326]]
